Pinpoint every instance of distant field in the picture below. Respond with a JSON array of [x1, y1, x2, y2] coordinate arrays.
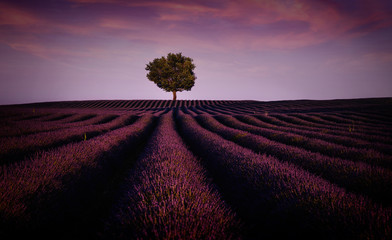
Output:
[[1, 98, 391, 239]]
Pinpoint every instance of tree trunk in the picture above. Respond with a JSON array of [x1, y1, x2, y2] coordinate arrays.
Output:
[[172, 91, 177, 101]]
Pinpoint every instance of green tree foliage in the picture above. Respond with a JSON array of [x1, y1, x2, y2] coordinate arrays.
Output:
[[146, 52, 196, 101]]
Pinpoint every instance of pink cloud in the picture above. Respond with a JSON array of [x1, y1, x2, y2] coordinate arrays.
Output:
[[2, 0, 392, 59], [0, 3, 42, 26], [0, 2, 92, 35], [205, 0, 389, 49], [95, 0, 391, 50]]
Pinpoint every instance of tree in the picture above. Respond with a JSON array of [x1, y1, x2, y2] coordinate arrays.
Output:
[[145, 52, 196, 101]]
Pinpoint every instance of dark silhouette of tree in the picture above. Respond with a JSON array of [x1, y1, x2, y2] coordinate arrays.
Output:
[[145, 52, 196, 101]]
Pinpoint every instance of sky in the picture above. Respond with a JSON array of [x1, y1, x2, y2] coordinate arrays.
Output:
[[0, 0, 392, 105]]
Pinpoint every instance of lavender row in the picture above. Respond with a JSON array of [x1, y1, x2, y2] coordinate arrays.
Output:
[[207, 103, 262, 115], [0, 113, 118, 138], [333, 112, 392, 127], [0, 111, 54, 137], [311, 112, 392, 131], [34, 112, 75, 122], [0, 109, 51, 122], [177, 111, 391, 239], [0, 114, 136, 165], [36, 112, 93, 123], [0, 114, 156, 236], [291, 112, 392, 143], [179, 106, 198, 116], [285, 113, 392, 139], [236, 115, 392, 156], [338, 111, 392, 126], [305, 113, 392, 136], [104, 112, 240, 239], [217, 115, 392, 169], [255, 113, 392, 145], [197, 115, 392, 206], [204, 104, 240, 115], [204, 104, 254, 115]]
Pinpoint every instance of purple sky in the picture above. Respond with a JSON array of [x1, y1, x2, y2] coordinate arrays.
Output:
[[1, 0, 392, 104]]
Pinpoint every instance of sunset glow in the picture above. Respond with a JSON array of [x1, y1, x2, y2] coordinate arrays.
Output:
[[1, 0, 391, 104]]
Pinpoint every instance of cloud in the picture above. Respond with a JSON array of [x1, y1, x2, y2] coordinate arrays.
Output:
[[0, 2, 42, 26], [1, 0, 392, 60], [108, 0, 392, 50]]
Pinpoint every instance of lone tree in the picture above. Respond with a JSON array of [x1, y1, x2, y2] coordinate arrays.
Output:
[[145, 52, 196, 101]]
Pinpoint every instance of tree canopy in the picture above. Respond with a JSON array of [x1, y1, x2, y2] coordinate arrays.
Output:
[[145, 52, 196, 101]]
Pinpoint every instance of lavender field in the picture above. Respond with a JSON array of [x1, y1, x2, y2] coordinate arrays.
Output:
[[0, 98, 391, 239]]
